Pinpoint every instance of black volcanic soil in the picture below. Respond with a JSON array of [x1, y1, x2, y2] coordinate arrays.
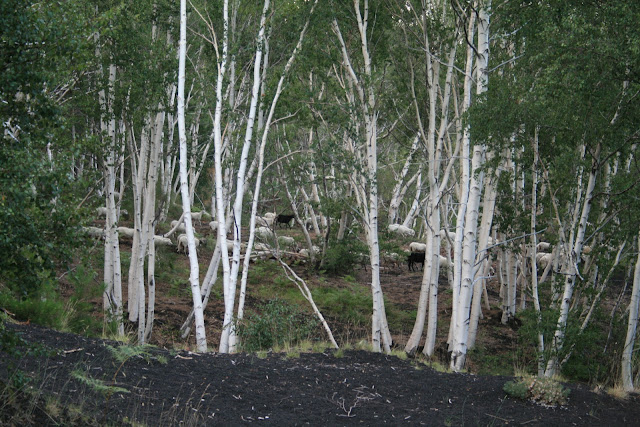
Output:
[[2, 321, 639, 426]]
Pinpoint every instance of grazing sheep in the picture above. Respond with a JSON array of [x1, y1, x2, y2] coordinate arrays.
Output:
[[254, 242, 271, 252], [153, 235, 173, 246], [219, 239, 246, 252], [537, 242, 551, 252], [277, 235, 296, 248], [209, 220, 219, 232], [276, 214, 295, 228], [409, 242, 427, 253], [382, 251, 402, 268], [116, 226, 135, 239], [583, 245, 592, 255], [408, 252, 425, 271], [115, 226, 133, 238], [536, 252, 553, 270], [439, 255, 454, 269], [298, 248, 311, 258], [82, 226, 105, 239], [263, 212, 277, 219], [255, 226, 274, 240], [96, 207, 108, 218], [408, 253, 453, 272], [388, 223, 415, 237], [298, 245, 321, 258], [177, 234, 200, 254], [439, 229, 456, 242], [190, 211, 205, 223], [256, 216, 274, 227], [171, 220, 186, 233]]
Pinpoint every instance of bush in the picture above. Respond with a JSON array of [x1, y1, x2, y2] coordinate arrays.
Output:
[[236, 299, 318, 352], [504, 376, 570, 407], [321, 238, 367, 276]]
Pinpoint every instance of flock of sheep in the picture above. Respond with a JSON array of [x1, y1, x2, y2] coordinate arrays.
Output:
[[86, 209, 574, 273]]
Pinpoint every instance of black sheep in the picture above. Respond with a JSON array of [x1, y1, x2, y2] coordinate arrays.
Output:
[[276, 214, 295, 228], [407, 252, 425, 271]]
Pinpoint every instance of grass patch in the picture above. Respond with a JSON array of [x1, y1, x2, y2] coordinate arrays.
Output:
[[312, 284, 371, 327], [71, 370, 129, 395], [107, 344, 168, 365]]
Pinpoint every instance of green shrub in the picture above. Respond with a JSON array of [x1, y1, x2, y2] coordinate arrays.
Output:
[[504, 376, 570, 407], [312, 285, 371, 326], [321, 238, 367, 276], [236, 298, 318, 352]]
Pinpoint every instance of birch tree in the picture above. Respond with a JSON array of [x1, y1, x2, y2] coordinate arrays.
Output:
[[331, 0, 392, 353], [178, 0, 207, 352]]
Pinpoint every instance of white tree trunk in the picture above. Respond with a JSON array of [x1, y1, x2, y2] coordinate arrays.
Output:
[[622, 231, 640, 391], [450, 3, 489, 372], [178, 0, 206, 352], [545, 143, 601, 377]]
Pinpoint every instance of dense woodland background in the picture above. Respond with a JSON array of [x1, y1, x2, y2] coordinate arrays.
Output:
[[2, 0, 640, 393]]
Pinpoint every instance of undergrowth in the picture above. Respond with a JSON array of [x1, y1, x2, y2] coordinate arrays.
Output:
[[503, 375, 570, 407]]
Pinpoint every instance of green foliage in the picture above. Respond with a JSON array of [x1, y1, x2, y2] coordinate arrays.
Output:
[[321, 238, 368, 276], [107, 344, 168, 365], [0, 290, 65, 329], [503, 380, 529, 400], [0, 0, 91, 302], [504, 376, 570, 407], [236, 298, 318, 352], [71, 370, 129, 396], [312, 284, 372, 326]]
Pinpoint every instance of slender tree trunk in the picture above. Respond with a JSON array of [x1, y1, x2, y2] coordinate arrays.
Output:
[[622, 231, 640, 391], [545, 143, 601, 377], [178, 0, 206, 352]]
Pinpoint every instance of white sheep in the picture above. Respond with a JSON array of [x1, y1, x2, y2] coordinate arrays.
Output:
[[439, 229, 456, 242], [153, 235, 173, 246], [298, 245, 321, 258], [209, 220, 219, 232], [220, 239, 246, 252], [171, 220, 186, 233], [388, 223, 415, 237], [409, 242, 427, 253], [177, 234, 200, 254], [96, 207, 108, 218], [116, 226, 135, 239], [536, 252, 553, 270], [255, 226, 274, 240], [277, 235, 296, 248], [190, 210, 210, 224], [82, 226, 105, 239], [439, 255, 454, 269], [382, 251, 402, 267], [263, 212, 277, 219], [537, 242, 551, 252], [256, 215, 275, 227], [254, 242, 271, 252]]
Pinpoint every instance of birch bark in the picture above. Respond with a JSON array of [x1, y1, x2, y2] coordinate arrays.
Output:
[[622, 231, 640, 391], [178, 0, 207, 352]]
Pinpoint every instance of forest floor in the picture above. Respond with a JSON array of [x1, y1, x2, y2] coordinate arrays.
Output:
[[2, 219, 638, 425], [2, 321, 640, 426]]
